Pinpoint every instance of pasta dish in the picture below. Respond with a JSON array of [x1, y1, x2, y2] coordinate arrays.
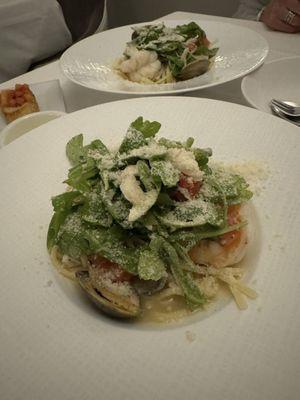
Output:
[[47, 117, 256, 323], [113, 22, 218, 84]]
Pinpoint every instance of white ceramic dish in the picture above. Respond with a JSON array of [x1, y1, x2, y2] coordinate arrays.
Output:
[[0, 79, 66, 132], [60, 19, 268, 95], [0, 97, 299, 400], [0, 110, 65, 147], [241, 56, 300, 113]]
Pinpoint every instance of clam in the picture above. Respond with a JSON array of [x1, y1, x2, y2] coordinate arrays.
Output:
[[178, 59, 210, 81], [76, 269, 141, 319], [133, 276, 167, 296]]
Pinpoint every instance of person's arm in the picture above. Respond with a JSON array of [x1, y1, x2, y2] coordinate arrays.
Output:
[[57, 0, 105, 42], [233, 0, 300, 32], [233, 0, 267, 20], [0, 0, 72, 83], [259, 0, 300, 32]]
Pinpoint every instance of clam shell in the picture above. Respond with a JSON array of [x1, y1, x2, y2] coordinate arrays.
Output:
[[179, 59, 210, 81], [76, 271, 141, 319]]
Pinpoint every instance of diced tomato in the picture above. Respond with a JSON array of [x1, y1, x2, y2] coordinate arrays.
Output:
[[218, 205, 242, 248], [178, 173, 202, 197], [15, 90, 24, 98], [1, 84, 31, 108], [88, 254, 133, 283], [178, 174, 202, 197], [6, 91, 17, 107], [15, 97, 25, 106], [187, 42, 197, 51], [171, 190, 187, 202], [171, 173, 202, 202]]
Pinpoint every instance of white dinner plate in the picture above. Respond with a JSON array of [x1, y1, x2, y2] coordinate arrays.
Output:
[[60, 19, 268, 95], [241, 56, 300, 113], [0, 97, 299, 400]]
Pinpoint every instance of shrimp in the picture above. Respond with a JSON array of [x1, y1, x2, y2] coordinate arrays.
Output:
[[118, 46, 163, 82], [189, 205, 250, 268]]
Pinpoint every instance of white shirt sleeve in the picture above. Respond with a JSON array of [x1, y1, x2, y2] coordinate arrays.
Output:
[[0, 0, 72, 83], [233, 0, 268, 21]]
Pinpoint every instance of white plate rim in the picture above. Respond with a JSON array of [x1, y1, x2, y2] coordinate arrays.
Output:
[[60, 19, 269, 95], [241, 55, 300, 111]]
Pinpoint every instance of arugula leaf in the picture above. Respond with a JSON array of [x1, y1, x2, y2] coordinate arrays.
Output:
[[158, 137, 194, 150], [84, 226, 139, 274], [48, 191, 85, 250], [170, 262, 206, 309], [66, 134, 85, 165], [175, 22, 205, 40], [118, 126, 147, 154], [193, 147, 212, 168], [80, 191, 113, 227], [138, 248, 166, 281], [133, 24, 164, 46], [169, 221, 247, 251], [185, 137, 194, 148], [51, 191, 84, 212], [150, 237, 206, 308], [64, 158, 98, 192], [156, 192, 174, 206], [87, 139, 109, 155], [137, 160, 156, 191], [131, 116, 161, 138], [66, 135, 109, 166], [167, 55, 185, 77], [194, 46, 219, 58], [56, 212, 90, 259], [173, 243, 199, 273], [158, 197, 225, 229], [47, 210, 69, 250], [211, 168, 253, 204], [100, 187, 132, 228], [150, 159, 179, 187], [151, 41, 183, 54]]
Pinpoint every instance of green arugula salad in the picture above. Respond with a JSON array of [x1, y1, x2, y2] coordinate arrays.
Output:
[[47, 117, 257, 322], [114, 22, 218, 84]]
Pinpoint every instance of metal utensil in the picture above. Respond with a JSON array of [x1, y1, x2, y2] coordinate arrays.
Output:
[[270, 103, 300, 126], [271, 99, 300, 116]]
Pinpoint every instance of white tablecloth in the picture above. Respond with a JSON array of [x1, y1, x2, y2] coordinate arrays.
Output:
[[0, 11, 299, 112]]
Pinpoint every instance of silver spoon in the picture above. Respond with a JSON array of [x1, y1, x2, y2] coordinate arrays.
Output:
[[270, 103, 300, 127], [271, 99, 300, 116]]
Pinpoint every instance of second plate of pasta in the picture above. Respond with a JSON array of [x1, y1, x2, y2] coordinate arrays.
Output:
[[60, 19, 268, 95]]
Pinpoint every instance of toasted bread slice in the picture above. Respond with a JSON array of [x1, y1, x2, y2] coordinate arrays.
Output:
[[0, 84, 39, 123]]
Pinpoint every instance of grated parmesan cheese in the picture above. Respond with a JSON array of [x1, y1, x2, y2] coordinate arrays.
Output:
[[166, 148, 203, 180], [119, 165, 157, 222], [89, 264, 136, 298], [211, 160, 270, 195], [121, 142, 167, 160]]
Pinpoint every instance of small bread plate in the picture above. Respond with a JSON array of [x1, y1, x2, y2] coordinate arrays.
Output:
[[241, 56, 300, 114]]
